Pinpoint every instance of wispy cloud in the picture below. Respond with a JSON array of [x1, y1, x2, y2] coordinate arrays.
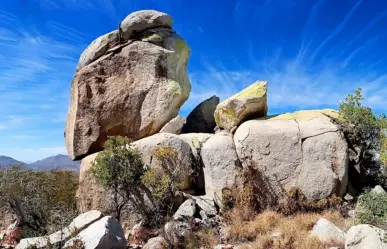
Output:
[[308, 0, 363, 63]]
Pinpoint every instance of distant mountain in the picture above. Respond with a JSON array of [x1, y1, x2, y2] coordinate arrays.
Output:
[[27, 154, 80, 171], [0, 156, 25, 167]]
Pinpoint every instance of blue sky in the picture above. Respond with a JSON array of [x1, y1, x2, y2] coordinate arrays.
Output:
[[0, 0, 387, 162]]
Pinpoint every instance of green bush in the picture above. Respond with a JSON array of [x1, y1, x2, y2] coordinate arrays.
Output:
[[339, 88, 387, 186], [0, 166, 78, 237], [91, 136, 145, 221], [357, 188, 387, 228]]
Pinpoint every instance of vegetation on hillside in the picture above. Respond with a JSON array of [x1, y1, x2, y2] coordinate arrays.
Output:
[[356, 188, 387, 229], [0, 166, 78, 238]]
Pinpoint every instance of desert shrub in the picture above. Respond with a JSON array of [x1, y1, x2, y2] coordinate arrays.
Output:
[[356, 188, 387, 228], [91, 136, 146, 221], [339, 88, 387, 187], [0, 166, 78, 237], [141, 145, 193, 226], [184, 228, 218, 249], [226, 210, 347, 249], [278, 188, 343, 215]]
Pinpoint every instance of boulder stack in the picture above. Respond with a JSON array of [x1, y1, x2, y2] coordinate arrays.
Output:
[[65, 10, 191, 160]]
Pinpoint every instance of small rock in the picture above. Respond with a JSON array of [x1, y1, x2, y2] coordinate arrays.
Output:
[[371, 185, 386, 195], [344, 193, 354, 202], [173, 199, 197, 220], [164, 220, 191, 246], [214, 244, 234, 249], [143, 236, 169, 249], [192, 196, 218, 217], [310, 218, 346, 244]]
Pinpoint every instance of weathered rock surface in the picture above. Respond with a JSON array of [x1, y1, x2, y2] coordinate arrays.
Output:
[[345, 225, 387, 249], [201, 132, 242, 206], [311, 218, 346, 244], [214, 81, 268, 130], [173, 199, 197, 220], [120, 10, 173, 41], [65, 26, 190, 160], [159, 115, 185, 134], [234, 110, 348, 200], [181, 95, 219, 134], [143, 236, 169, 249], [16, 211, 102, 249], [77, 31, 119, 71], [64, 216, 127, 249]]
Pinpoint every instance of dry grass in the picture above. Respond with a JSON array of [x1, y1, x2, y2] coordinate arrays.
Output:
[[226, 209, 349, 249]]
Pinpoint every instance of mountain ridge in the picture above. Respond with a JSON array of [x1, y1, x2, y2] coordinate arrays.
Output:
[[0, 154, 80, 171]]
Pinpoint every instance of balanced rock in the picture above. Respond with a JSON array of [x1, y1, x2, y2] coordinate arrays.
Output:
[[65, 12, 190, 160], [234, 110, 348, 201], [201, 132, 243, 206], [181, 95, 219, 133], [120, 10, 173, 41], [214, 81, 267, 130]]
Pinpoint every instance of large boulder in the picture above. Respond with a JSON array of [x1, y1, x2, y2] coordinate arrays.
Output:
[[64, 216, 127, 249], [214, 81, 267, 130], [345, 224, 387, 249], [181, 95, 219, 134], [120, 10, 173, 41], [201, 132, 243, 205], [65, 17, 190, 160], [234, 110, 348, 200], [76, 133, 194, 228], [77, 31, 119, 71]]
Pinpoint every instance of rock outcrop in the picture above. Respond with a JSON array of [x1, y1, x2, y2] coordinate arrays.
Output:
[[65, 10, 190, 160], [181, 95, 219, 133], [234, 110, 348, 200], [214, 81, 267, 130]]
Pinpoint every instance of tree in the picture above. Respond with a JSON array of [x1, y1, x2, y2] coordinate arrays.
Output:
[[339, 88, 387, 187], [91, 136, 145, 221]]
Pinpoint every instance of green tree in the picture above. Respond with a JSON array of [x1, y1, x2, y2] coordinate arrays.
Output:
[[91, 136, 146, 221], [339, 88, 387, 186]]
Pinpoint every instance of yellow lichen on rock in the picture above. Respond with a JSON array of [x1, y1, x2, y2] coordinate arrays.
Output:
[[214, 81, 268, 130], [261, 109, 339, 121]]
